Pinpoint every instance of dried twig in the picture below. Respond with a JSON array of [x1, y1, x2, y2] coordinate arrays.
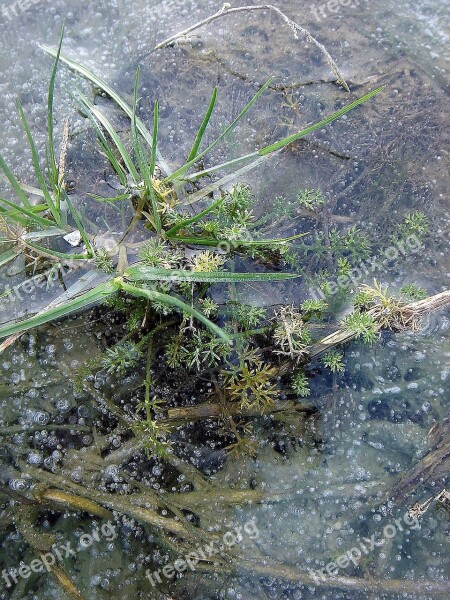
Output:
[[165, 399, 313, 421], [237, 559, 450, 596], [58, 118, 70, 190], [154, 4, 350, 91]]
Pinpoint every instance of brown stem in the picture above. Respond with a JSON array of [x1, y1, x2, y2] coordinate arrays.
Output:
[[380, 433, 450, 507], [238, 559, 450, 596], [154, 4, 349, 91], [166, 399, 313, 421], [278, 288, 450, 376]]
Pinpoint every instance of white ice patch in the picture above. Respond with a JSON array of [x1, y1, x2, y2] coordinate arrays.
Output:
[[64, 230, 82, 247]]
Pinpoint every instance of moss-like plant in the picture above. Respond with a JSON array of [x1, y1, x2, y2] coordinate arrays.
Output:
[[222, 350, 278, 413], [322, 350, 345, 373], [343, 310, 379, 344], [273, 305, 311, 360], [297, 188, 325, 212], [291, 371, 311, 397]]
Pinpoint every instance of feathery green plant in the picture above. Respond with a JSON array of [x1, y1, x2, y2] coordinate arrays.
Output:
[[0, 28, 385, 442]]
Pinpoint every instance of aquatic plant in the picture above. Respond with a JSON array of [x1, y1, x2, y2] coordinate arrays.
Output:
[[0, 32, 383, 348], [297, 188, 325, 212], [391, 210, 429, 244], [273, 305, 312, 359], [322, 349, 345, 373], [399, 283, 427, 301], [342, 310, 379, 344], [300, 299, 328, 318], [291, 370, 311, 397], [2, 13, 450, 600], [222, 350, 278, 412]]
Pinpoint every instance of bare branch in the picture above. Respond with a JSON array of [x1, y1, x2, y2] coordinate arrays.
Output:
[[154, 4, 350, 91]]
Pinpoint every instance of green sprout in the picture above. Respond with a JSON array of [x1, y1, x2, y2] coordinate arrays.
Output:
[[190, 251, 226, 272], [139, 239, 180, 268], [101, 342, 141, 375], [223, 350, 278, 413], [399, 283, 427, 301], [301, 299, 328, 317], [92, 248, 115, 274], [392, 211, 429, 243], [292, 371, 310, 397], [343, 311, 379, 344], [273, 305, 311, 359], [297, 188, 325, 211], [322, 350, 345, 373], [231, 304, 267, 329]]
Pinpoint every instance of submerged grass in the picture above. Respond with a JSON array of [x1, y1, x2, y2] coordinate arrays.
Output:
[[2, 21, 450, 600], [0, 31, 383, 346]]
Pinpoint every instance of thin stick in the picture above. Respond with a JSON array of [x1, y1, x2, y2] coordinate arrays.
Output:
[[154, 4, 350, 91], [165, 399, 313, 421], [405, 289, 450, 316], [295, 288, 450, 366], [238, 559, 450, 596], [0, 424, 91, 436]]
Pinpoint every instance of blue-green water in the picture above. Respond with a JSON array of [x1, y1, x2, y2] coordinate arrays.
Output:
[[0, 1, 449, 599]]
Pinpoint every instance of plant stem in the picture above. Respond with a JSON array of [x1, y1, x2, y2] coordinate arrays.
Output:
[[154, 4, 350, 91]]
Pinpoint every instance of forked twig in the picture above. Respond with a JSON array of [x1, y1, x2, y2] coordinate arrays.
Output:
[[154, 4, 350, 91]]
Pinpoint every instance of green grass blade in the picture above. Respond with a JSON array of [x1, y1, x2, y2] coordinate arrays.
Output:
[[77, 93, 140, 184], [230, 233, 309, 246], [0, 196, 57, 228], [0, 205, 29, 227], [89, 193, 130, 203], [147, 187, 162, 234], [39, 46, 172, 177], [124, 264, 298, 283], [149, 100, 159, 177], [181, 88, 384, 185], [165, 196, 223, 237], [46, 269, 101, 310], [167, 234, 306, 247], [73, 93, 127, 186], [16, 100, 61, 224], [0, 280, 117, 340], [165, 77, 273, 182], [131, 67, 150, 187], [25, 241, 90, 260], [168, 235, 235, 247], [186, 87, 217, 162], [259, 87, 384, 155], [117, 279, 232, 343], [62, 191, 94, 256], [0, 155, 32, 208], [184, 152, 259, 181], [131, 69, 161, 233], [22, 227, 70, 240], [47, 25, 64, 188], [0, 249, 19, 268], [0, 173, 45, 198], [166, 235, 224, 247], [182, 155, 268, 205]]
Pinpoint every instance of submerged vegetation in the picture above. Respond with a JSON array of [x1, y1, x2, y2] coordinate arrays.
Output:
[[0, 30, 444, 459], [1, 12, 449, 600]]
